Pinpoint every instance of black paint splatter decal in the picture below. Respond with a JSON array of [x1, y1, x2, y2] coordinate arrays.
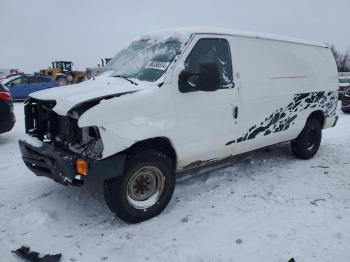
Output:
[[226, 91, 337, 145]]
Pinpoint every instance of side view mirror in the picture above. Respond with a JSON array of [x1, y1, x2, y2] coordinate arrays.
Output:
[[178, 70, 197, 93], [197, 62, 220, 92], [9, 83, 16, 87], [178, 62, 220, 93]]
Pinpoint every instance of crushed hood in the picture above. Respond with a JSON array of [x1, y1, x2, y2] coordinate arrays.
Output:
[[29, 75, 154, 115]]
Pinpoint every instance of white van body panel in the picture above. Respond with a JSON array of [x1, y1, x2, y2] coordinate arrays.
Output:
[[28, 28, 338, 170], [226, 35, 338, 154], [169, 33, 241, 167]]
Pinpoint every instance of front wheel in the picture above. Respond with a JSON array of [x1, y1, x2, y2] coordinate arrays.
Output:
[[291, 118, 322, 159], [104, 149, 176, 223], [56, 77, 68, 86]]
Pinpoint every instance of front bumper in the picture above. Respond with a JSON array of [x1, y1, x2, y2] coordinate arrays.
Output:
[[341, 94, 350, 112], [342, 104, 350, 113], [19, 140, 126, 186]]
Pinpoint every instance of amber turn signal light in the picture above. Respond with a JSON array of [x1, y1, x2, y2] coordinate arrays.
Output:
[[76, 159, 88, 175]]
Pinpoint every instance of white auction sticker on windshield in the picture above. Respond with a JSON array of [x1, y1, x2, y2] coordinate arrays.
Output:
[[145, 61, 170, 71]]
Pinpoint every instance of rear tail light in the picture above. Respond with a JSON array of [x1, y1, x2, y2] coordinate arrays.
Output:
[[0, 91, 11, 101]]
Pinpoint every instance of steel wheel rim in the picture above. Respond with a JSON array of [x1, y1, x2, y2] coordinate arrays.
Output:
[[126, 166, 165, 210]]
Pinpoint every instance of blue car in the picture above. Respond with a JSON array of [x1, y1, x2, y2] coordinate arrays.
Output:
[[2, 74, 57, 100]]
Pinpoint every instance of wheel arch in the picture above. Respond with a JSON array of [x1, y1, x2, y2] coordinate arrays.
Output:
[[307, 110, 325, 128], [126, 137, 178, 169]]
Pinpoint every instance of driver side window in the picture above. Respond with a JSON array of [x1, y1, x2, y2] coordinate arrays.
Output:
[[185, 38, 233, 90], [8, 77, 22, 87]]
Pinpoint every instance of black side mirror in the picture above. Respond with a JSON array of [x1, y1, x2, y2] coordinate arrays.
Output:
[[178, 62, 220, 93], [197, 62, 220, 92], [9, 83, 15, 87], [178, 70, 198, 93]]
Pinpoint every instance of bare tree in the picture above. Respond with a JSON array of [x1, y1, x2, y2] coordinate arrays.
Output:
[[340, 53, 349, 72], [330, 45, 341, 63], [330, 44, 350, 72]]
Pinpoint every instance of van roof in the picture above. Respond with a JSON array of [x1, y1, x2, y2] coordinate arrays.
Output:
[[142, 27, 328, 49]]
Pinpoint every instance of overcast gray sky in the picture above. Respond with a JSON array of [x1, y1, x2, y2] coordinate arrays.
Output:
[[0, 0, 349, 72]]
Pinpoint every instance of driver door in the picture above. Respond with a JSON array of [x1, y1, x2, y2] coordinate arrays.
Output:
[[7, 76, 26, 99], [172, 35, 240, 168]]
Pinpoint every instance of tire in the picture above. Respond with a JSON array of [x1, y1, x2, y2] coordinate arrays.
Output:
[[291, 118, 322, 159], [56, 77, 68, 86], [104, 149, 176, 223]]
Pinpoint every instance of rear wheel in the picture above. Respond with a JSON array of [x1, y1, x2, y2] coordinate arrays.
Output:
[[291, 118, 322, 159], [104, 149, 176, 223]]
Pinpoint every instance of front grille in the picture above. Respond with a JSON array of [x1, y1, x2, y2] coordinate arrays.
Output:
[[25, 98, 81, 147], [47, 112, 81, 145]]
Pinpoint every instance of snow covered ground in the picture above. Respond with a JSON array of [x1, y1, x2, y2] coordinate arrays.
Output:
[[0, 102, 349, 262]]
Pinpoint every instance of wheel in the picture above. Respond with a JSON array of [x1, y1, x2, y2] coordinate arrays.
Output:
[[291, 118, 322, 159], [56, 77, 68, 86], [104, 149, 176, 223]]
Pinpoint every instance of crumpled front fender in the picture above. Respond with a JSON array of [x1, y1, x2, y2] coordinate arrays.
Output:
[[77, 86, 177, 159]]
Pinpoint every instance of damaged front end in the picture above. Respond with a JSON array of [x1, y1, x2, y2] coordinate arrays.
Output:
[[19, 97, 126, 185], [24, 97, 103, 158]]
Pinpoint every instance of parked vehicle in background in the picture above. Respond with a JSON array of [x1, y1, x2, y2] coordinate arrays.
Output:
[[40, 61, 86, 86], [19, 28, 338, 223], [339, 72, 350, 77], [0, 69, 22, 82], [85, 58, 112, 80], [0, 83, 15, 134], [2, 74, 57, 100], [341, 87, 350, 113], [339, 76, 350, 99]]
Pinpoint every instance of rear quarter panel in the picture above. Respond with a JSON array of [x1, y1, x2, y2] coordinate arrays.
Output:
[[228, 36, 338, 153]]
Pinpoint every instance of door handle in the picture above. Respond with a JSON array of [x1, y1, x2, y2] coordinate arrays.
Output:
[[233, 106, 238, 119]]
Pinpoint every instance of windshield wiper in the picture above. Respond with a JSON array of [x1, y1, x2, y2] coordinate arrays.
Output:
[[113, 75, 138, 85]]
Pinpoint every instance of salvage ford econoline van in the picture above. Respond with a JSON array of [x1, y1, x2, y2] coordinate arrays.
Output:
[[19, 27, 339, 223]]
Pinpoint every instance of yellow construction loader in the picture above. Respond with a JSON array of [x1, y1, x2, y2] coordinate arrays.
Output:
[[40, 61, 86, 86]]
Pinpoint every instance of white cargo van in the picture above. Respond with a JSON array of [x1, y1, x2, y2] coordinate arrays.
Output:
[[19, 27, 339, 223]]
